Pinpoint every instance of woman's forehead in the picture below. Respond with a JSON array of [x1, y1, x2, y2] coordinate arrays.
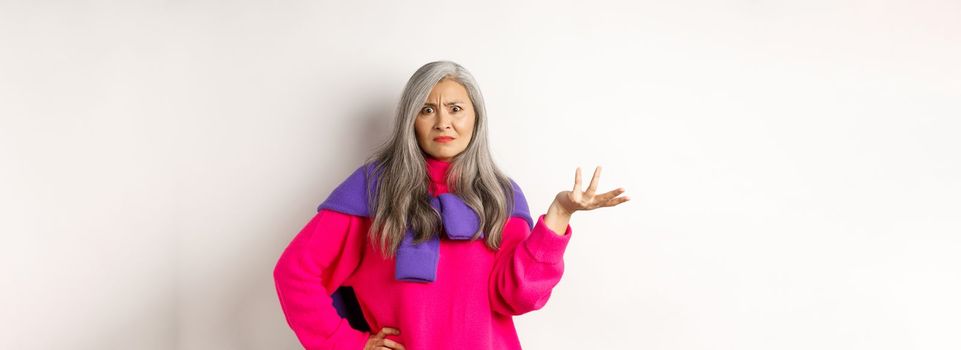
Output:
[[429, 79, 467, 93], [426, 82, 470, 102]]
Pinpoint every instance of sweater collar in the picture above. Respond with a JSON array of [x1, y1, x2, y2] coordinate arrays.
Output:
[[425, 156, 452, 194]]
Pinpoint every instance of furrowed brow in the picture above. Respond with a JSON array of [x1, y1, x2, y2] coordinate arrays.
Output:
[[423, 101, 465, 106]]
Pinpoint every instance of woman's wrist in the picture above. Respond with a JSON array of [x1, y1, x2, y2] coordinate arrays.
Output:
[[544, 200, 572, 236]]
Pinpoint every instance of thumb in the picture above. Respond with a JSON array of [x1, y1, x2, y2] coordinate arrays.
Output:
[[377, 327, 400, 337]]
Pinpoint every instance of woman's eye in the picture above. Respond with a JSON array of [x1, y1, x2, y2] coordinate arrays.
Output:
[[452, 106, 462, 112], [422, 107, 433, 114]]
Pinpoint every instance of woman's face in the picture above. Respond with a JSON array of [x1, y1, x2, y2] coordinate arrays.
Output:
[[414, 78, 476, 161]]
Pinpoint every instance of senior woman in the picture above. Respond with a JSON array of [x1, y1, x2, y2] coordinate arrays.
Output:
[[273, 60, 629, 349]]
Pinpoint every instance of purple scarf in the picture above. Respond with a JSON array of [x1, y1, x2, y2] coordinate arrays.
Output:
[[316, 161, 534, 283]]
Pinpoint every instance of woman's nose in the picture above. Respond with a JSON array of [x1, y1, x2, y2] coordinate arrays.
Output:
[[434, 112, 452, 129]]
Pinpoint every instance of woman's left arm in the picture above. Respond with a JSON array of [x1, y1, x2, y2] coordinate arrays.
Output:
[[488, 208, 573, 317], [489, 165, 630, 316]]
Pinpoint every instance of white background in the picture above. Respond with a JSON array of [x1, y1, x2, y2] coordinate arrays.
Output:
[[1, 1, 959, 349]]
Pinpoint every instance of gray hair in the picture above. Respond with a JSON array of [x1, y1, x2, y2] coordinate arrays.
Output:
[[361, 60, 517, 259]]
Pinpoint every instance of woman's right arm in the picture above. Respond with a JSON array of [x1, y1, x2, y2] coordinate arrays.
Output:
[[273, 209, 370, 350]]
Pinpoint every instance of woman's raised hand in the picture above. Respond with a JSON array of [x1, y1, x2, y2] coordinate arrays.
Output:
[[553, 166, 629, 216], [364, 327, 406, 350]]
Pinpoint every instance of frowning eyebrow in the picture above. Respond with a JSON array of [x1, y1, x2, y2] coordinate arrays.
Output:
[[423, 101, 465, 106]]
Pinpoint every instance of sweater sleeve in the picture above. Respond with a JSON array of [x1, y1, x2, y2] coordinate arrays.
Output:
[[273, 209, 370, 350], [489, 213, 573, 316]]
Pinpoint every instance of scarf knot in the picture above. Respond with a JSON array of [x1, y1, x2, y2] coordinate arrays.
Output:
[[394, 193, 482, 282]]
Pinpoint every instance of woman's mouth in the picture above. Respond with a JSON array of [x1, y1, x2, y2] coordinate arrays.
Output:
[[434, 136, 455, 143]]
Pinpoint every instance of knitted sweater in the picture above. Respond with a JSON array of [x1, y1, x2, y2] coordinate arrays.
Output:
[[273, 157, 573, 349]]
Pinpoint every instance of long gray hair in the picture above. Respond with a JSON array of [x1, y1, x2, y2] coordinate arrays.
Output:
[[361, 60, 518, 259]]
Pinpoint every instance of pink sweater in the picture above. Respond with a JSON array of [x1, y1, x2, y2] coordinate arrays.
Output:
[[273, 157, 573, 349]]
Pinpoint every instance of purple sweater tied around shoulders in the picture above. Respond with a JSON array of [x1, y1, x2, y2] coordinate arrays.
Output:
[[316, 161, 534, 283]]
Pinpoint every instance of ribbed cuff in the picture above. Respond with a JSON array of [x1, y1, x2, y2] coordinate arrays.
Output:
[[395, 240, 440, 282], [522, 214, 572, 264]]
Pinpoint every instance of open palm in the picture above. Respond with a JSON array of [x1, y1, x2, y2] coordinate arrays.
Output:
[[554, 166, 629, 215]]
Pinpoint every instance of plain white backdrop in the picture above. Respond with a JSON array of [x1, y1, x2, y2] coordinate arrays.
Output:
[[1, 0, 959, 349]]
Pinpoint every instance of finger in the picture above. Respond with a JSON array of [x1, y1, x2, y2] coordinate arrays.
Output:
[[586, 166, 602, 194], [572, 167, 582, 193], [382, 338, 407, 350], [595, 187, 625, 203], [378, 327, 400, 336], [604, 195, 631, 207]]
